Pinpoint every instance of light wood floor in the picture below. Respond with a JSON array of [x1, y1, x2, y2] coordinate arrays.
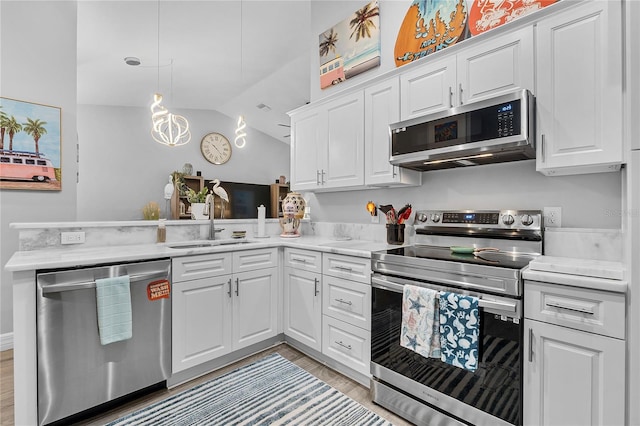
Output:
[[0, 344, 413, 425]]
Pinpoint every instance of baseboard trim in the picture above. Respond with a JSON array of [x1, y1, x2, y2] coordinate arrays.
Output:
[[0, 332, 14, 351]]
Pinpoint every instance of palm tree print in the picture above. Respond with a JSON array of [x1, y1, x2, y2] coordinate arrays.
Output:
[[6, 116, 23, 151], [23, 118, 47, 154], [0, 108, 7, 150], [319, 28, 339, 57], [349, 2, 380, 41]]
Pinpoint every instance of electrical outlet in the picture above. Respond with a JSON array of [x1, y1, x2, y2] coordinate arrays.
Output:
[[543, 207, 562, 228], [61, 231, 85, 245], [371, 213, 380, 224]]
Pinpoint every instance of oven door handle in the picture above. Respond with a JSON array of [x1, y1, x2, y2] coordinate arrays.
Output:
[[371, 275, 517, 313]]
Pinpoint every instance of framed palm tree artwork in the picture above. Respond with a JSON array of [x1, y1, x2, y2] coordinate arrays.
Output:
[[0, 97, 61, 191], [318, 0, 380, 89]]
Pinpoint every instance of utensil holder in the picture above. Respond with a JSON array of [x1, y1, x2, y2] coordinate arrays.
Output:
[[386, 224, 405, 245]]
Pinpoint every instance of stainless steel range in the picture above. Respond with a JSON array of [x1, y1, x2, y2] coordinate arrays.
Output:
[[370, 209, 543, 426]]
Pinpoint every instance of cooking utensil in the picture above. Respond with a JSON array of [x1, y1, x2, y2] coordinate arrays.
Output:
[[398, 205, 412, 224], [450, 246, 499, 254], [378, 204, 394, 214]]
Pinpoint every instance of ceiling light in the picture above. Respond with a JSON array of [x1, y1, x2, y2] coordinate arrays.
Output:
[[150, 0, 190, 147], [124, 56, 141, 66]]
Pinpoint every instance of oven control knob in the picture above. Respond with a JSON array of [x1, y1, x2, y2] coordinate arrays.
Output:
[[430, 213, 441, 223], [502, 214, 515, 225], [416, 213, 428, 223], [521, 214, 534, 226]]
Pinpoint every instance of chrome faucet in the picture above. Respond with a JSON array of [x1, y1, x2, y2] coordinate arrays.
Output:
[[205, 193, 223, 240]]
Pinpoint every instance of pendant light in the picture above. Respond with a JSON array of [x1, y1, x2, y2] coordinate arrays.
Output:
[[150, 0, 191, 147], [234, 0, 247, 148]]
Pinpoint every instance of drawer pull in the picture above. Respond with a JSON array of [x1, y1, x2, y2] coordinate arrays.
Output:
[[335, 265, 353, 272], [545, 301, 594, 315], [528, 328, 534, 363], [335, 340, 352, 350], [335, 298, 353, 306], [227, 278, 232, 298], [314, 278, 319, 296], [291, 257, 308, 263]]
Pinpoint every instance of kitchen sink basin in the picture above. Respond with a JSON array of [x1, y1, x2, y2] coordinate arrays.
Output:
[[166, 239, 250, 249]]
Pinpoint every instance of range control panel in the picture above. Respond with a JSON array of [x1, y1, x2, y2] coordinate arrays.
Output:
[[414, 209, 543, 231]]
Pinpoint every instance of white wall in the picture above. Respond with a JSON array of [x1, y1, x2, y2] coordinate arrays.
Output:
[[0, 1, 78, 335], [77, 105, 290, 220], [306, 0, 622, 229]]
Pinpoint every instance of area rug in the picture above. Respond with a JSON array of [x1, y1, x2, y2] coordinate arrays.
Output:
[[107, 353, 393, 425]]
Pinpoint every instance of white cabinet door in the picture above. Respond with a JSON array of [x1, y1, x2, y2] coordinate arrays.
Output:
[[233, 268, 278, 350], [323, 92, 365, 189], [524, 319, 625, 426], [364, 77, 421, 187], [400, 55, 457, 120], [172, 275, 233, 373], [290, 107, 323, 191], [535, 0, 623, 175], [457, 26, 534, 105], [283, 267, 322, 351]]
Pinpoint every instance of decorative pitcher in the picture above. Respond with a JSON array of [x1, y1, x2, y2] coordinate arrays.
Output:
[[279, 192, 306, 237]]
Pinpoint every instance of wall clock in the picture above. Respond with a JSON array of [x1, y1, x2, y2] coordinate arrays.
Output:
[[200, 132, 232, 165]]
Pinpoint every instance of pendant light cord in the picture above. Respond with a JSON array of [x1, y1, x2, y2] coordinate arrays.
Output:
[[157, 0, 160, 92]]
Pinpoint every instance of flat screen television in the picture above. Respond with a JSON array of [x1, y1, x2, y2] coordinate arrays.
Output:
[[206, 181, 272, 219]]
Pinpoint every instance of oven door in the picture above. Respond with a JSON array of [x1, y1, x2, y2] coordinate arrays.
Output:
[[371, 273, 522, 426]]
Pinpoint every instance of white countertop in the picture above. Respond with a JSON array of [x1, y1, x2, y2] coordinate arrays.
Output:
[[523, 255, 627, 293], [5, 236, 397, 272]]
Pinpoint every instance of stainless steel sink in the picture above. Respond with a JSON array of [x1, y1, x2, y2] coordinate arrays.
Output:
[[166, 239, 250, 249]]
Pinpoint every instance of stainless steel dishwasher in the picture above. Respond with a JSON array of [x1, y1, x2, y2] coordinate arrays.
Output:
[[36, 258, 172, 425]]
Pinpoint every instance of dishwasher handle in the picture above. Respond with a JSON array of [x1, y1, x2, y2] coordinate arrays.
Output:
[[41, 269, 169, 294]]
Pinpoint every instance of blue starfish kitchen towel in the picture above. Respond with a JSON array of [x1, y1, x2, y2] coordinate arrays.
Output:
[[400, 284, 441, 358], [439, 291, 480, 371]]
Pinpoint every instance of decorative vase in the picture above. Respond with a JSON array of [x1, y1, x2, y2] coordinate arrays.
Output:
[[281, 192, 306, 219], [182, 163, 193, 176], [190, 203, 209, 220]]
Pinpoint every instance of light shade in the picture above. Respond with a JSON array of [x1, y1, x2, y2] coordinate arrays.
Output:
[[234, 115, 247, 148], [150, 93, 191, 147]]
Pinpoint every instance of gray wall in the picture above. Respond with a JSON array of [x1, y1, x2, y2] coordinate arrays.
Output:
[[77, 105, 290, 221], [0, 1, 78, 336], [305, 0, 622, 229]]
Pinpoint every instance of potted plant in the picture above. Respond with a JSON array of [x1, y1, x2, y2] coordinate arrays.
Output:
[[186, 187, 210, 220]]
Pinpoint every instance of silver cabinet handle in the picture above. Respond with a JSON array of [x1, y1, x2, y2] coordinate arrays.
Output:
[[316, 169, 321, 185], [227, 278, 232, 298], [335, 340, 352, 350], [291, 257, 307, 263], [321, 169, 326, 184], [449, 86, 454, 107], [314, 278, 319, 296], [335, 298, 353, 306], [459, 83, 464, 105], [541, 134, 546, 162], [235, 278, 239, 296], [545, 301, 594, 315], [335, 265, 353, 272], [528, 327, 534, 363]]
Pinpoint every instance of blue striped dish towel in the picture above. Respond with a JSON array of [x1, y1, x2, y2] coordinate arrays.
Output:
[[439, 291, 480, 371], [95, 275, 132, 345], [400, 284, 441, 358]]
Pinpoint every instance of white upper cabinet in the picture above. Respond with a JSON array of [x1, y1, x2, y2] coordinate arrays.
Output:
[[457, 26, 534, 105], [400, 56, 457, 120], [400, 27, 534, 121], [535, 0, 623, 175], [290, 92, 364, 191], [364, 77, 421, 187]]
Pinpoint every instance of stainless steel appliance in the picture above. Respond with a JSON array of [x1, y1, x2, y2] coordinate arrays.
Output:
[[370, 210, 543, 426], [36, 259, 172, 425], [389, 89, 535, 171]]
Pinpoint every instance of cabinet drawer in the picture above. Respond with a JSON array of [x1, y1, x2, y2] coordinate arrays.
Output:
[[284, 248, 322, 273], [524, 280, 625, 339], [323, 276, 370, 330], [323, 253, 370, 284], [232, 248, 278, 273], [172, 253, 232, 282], [322, 316, 371, 377]]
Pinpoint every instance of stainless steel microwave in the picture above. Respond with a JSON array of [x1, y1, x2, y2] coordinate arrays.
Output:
[[389, 89, 535, 171]]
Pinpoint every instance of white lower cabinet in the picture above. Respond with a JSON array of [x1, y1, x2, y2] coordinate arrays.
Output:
[[172, 248, 278, 374], [524, 280, 626, 426], [283, 266, 322, 351], [322, 316, 370, 376]]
